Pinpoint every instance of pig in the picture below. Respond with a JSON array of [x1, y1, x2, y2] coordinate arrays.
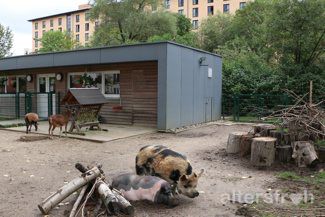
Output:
[[135, 145, 204, 198], [25, 113, 39, 134], [112, 173, 179, 207]]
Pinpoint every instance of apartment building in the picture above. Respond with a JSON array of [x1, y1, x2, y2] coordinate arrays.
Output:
[[28, 4, 97, 52], [165, 0, 251, 29]]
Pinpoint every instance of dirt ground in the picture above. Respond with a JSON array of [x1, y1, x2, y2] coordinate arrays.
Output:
[[0, 124, 277, 217]]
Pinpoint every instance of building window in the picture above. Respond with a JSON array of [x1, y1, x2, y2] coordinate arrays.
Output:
[[208, 6, 214, 15], [50, 29, 53, 31], [50, 19, 53, 27], [178, 9, 184, 14], [239, 2, 246, 9], [193, 0, 198, 5], [76, 24, 80, 33], [35, 40, 38, 48], [192, 20, 199, 29], [223, 4, 230, 13], [76, 14, 80, 23], [35, 22, 38, 30], [192, 8, 199, 17], [165, 0, 170, 9], [76, 34, 79, 42], [58, 17, 62, 26], [58, 27, 62, 32], [42, 30, 46, 34], [42, 20, 46, 28], [85, 23, 90, 31], [68, 71, 120, 97], [0, 76, 26, 93], [85, 33, 89, 41], [178, 0, 184, 7], [67, 15, 72, 32], [208, 0, 213, 3], [85, 12, 90, 21], [34, 31, 38, 38]]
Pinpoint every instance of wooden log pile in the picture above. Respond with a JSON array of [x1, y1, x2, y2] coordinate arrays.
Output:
[[38, 163, 134, 217], [226, 90, 323, 168]]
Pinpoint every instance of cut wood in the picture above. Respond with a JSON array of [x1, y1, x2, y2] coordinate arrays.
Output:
[[69, 184, 88, 217], [239, 134, 253, 157], [253, 124, 276, 137], [38, 166, 102, 215], [112, 189, 134, 215], [226, 132, 248, 154], [276, 145, 292, 163], [292, 141, 318, 167], [250, 137, 276, 167], [97, 180, 123, 215], [269, 130, 291, 147]]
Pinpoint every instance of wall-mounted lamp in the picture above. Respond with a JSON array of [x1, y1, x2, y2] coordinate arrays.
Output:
[[199, 57, 208, 66], [26, 75, 33, 82]]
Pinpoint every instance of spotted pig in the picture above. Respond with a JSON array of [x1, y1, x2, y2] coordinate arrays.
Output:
[[135, 145, 203, 198]]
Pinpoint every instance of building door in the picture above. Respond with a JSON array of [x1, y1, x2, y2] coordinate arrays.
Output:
[[37, 74, 56, 118]]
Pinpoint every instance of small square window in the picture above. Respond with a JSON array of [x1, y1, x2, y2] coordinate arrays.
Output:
[[208, 0, 213, 3], [208, 6, 214, 15], [240, 2, 246, 9], [85, 33, 89, 41], [76, 14, 80, 23], [42, 21, 46, 28], [193, 0, 198, 5], [178, 9, 184, 14], [85, 23, 90, 31], [58, 18, 62, 26], [35, 22, 38, 30], [76, 24, 80, 33], [193, 8, 199, 17], [50, 19, 53, 27], [178, 0, 184, 7], [76, 34, 79, 42], [192, 20, 199, 29], [223, 4, 230, 13]]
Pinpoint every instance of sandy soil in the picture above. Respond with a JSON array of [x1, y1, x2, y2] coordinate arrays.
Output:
[[0, 124, 276, 217]]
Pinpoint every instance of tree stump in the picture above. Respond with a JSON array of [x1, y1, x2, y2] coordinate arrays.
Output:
[[250, 137, 276, 167], [253, 124, 276, 137], [226, 132, 249, 154], [269, 130, 291, 147], [239, 134, 254, 157], [276, 145, 293, 163], [292, 141, 318, 167]]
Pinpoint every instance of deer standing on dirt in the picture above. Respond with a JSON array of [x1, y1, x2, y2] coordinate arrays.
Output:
[[25, 113, 39, 134], [48, 110, 73, 138]]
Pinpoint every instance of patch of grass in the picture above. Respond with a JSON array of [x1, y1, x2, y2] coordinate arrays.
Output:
[[316, 140, 325, 147], [277, 171, 301, 181]]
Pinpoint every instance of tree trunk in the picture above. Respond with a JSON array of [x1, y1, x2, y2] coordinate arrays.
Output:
[[276, 145, 293, 163], [292, 141, 318, 167], [239, 134, 253, 157], [226, 132, 249, 154], [253, 124, 276, 137], [38, 167, 101, 215], [250, 137, 276, 167]]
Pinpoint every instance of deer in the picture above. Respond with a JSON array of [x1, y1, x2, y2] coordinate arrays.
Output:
[[25, 113, 39, 134], [48, 109, 74, 138]]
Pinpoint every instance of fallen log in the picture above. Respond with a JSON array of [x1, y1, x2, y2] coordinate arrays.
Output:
[[69, 184, 88, 217], [38, 166, 102, 215], [250, 137, 276, 167], [226, 132, 249, 154], [292, 141, 318, 167]]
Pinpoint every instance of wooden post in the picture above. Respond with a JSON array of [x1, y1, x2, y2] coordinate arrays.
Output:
[[250, 137, 276, 167], [38, 167, 102, 215], [226, 132, 249, 154]]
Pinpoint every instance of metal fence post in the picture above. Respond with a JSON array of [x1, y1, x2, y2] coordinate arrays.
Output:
[[57, 92, 61, 114], [25, 92, 32, 114], [15, 92, 20, 119], [233, 95, 240, 122], [48, 92, 53, 117]]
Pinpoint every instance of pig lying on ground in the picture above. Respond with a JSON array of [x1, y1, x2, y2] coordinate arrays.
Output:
[[135, 145, 204, 198], [112, 173, 179, 207]]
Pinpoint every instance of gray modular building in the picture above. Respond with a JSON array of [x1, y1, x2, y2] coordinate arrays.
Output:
[[0, 41, 222, 131]]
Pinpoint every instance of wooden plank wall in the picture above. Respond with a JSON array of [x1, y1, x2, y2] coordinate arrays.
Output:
[[96, 62, 158, 126]]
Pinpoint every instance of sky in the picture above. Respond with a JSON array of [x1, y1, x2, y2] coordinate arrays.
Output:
[[0, 0, 90, 56]]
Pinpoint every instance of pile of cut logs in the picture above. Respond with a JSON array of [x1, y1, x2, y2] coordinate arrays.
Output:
[[226, 123, 319, 168], [38, 163, 134, 217]]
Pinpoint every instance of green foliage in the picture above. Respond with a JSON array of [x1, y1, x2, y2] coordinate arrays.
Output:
[[90, 0, 177, 46], [176, 14, 192, 36], [0, 23, 13, 58], [38, 31, 76, 53], [199, 0, 325, 98]]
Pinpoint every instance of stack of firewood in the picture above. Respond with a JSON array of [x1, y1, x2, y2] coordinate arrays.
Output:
[[38, 163, 134, 217]]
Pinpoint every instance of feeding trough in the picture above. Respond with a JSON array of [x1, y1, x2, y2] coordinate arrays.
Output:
[[61, 88, 108, 133]]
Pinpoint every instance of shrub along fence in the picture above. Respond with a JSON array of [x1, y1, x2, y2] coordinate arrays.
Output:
[[0, 92, 62, 120], [222, 94, 293, 122]]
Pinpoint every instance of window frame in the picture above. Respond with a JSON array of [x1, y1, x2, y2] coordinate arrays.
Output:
[[67, 71, 121, 98]]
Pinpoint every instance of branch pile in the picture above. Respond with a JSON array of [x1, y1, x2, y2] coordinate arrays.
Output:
[[38, 163, 134, 217], [265, 90, 325, 141]]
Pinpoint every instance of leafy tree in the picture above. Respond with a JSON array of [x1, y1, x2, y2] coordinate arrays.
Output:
[[176, 14, 192, 36], [0, 23, 13, 58], [38, 31, 76, 53], [90, 0, 176, 46], [198, 13, 232, 52]]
